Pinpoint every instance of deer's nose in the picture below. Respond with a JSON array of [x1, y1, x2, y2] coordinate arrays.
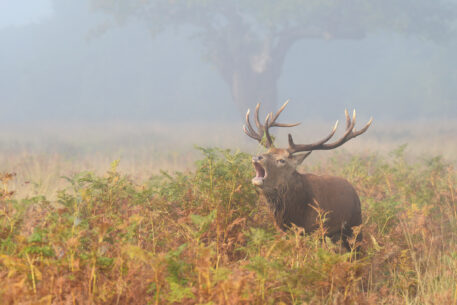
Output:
[[252, 155, 263, 162]]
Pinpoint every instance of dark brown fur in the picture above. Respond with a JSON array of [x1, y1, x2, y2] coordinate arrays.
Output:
[[252, 149, 362, 249]]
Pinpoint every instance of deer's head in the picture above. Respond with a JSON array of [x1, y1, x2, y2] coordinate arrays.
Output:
[[251, 147, 310, 190], [243, 101, 372, 190]]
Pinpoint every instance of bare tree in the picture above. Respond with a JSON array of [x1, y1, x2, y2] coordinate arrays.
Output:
[[92, 0, 456, 114]]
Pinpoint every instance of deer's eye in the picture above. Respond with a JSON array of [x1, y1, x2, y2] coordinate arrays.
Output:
[[277, 159, 286, 164]]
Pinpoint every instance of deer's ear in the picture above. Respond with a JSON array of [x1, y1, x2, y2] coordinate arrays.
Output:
[[291, 152, 311, 165]]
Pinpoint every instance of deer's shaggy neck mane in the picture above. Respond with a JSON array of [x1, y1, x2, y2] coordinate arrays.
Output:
[[259, 171, 314, 230]]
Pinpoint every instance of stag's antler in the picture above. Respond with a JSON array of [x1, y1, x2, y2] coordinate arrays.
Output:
[[287, 109, 373, 154], [243, 100, 300, 148]]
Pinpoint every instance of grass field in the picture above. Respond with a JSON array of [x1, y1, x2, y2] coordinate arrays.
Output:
[[0, 120, 456, 304]]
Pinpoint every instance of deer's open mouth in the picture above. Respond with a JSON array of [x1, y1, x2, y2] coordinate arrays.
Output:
[[252, 162, 266, 186]]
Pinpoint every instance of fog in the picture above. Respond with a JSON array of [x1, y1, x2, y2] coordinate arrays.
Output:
[[1, 0, 457, 125]]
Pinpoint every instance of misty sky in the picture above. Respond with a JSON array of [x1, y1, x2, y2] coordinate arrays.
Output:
[[0, 1, 53, 28], [1, 1, 457, 124]]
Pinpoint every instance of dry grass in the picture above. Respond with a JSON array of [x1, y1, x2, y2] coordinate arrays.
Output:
[[0, 120, 456, 304]]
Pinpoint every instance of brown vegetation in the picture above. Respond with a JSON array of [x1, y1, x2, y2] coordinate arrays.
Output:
[[0, 144, 456, 304]]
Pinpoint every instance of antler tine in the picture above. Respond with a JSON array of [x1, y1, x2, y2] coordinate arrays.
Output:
[[247, 109, 259, 137], [352, 117, 373, 137], [254, 103, 263, 133], [264, 113, 273, 148], [243, 105, 273, 148], [242, 125, 251, 138], [269, 100, 301, 128], [243, 108, 262, 141], [273, 122, 301, 128], [344, 109, 350, 129], [287, 109, 372, 154], [242, 101, 302, 149], [270, 100, 289, 124], [288, 120, 339, 154], [243, 124, 259, 140], [338, 109, 357, 143]]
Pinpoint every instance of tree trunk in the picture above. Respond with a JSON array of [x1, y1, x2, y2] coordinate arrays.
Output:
[[230, 65, 279, 116], [205, 15, 289, 117]]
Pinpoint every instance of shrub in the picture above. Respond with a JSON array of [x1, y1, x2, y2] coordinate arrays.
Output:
[[0, 146, 456, 304]]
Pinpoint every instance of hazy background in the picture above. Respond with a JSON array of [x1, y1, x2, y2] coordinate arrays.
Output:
[[1, 0, 457, 198], [2, 0, 457, 124]]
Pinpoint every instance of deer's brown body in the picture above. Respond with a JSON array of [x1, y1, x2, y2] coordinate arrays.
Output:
[[260, 171, 362, 244], [244, 101, 371, 248]]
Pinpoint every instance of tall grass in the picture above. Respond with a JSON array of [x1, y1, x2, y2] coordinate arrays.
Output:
[[0, 146, 456, 304]]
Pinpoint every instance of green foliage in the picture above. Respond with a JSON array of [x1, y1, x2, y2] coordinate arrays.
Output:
[[0, 146, 456, 304], [165, 243, 189, 285], [167, 281, 195, 303]]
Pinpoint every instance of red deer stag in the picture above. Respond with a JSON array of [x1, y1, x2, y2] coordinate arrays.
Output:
[[243, 101, 372, 249]]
